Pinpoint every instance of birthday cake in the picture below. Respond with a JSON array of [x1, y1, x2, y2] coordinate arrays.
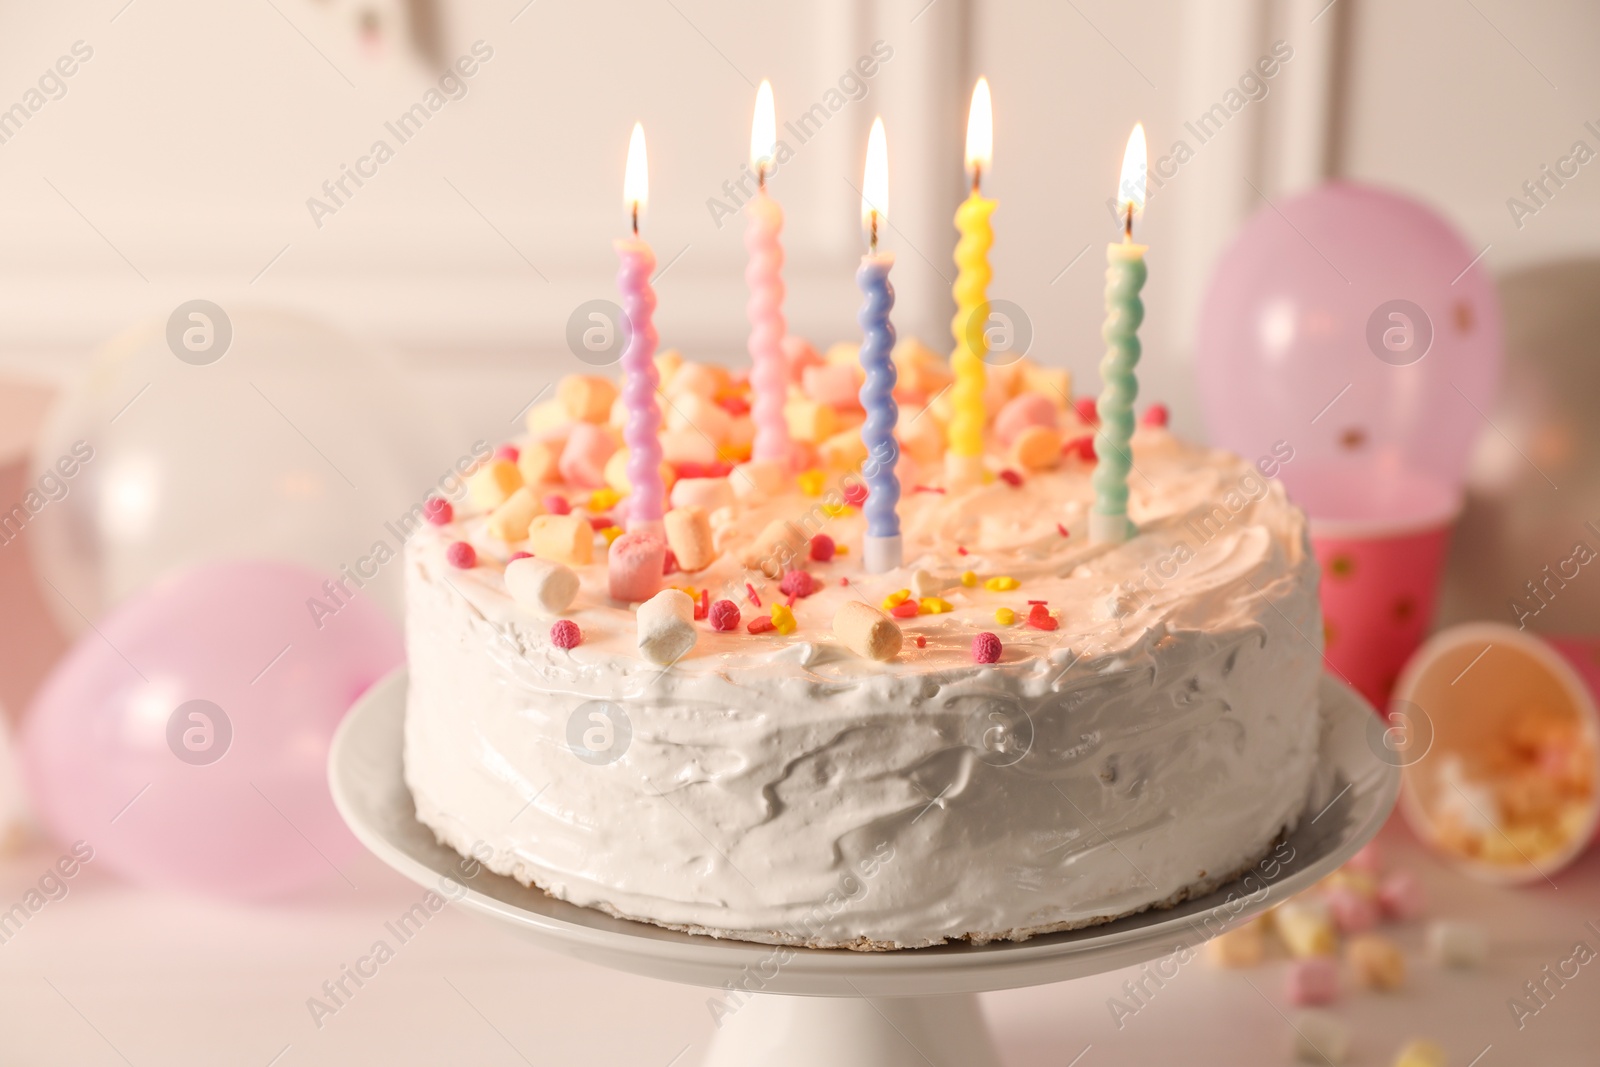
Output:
[[401, 343, 1325, 950]]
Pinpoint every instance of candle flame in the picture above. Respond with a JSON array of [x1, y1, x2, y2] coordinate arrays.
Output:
[[965, 77, 993, 179], [624, 121, 648, 225], [1117, 122, 1146, 226], [751, 79, 777, 177], [861, 116, 888, 245]]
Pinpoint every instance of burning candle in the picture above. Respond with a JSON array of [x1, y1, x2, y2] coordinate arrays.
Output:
[[616, 122, 665, 532], [857, 117, 901, 573], [947, 77, 995, 489], [745, 79, 792, 467], [1090, 123, 1148, 545]]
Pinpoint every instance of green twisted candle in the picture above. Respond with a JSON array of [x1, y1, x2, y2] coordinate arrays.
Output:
[[1090, 240, 1147, 544]]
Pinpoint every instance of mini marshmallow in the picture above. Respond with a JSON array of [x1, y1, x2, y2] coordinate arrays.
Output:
[[818, 428, 869, 470], [896, 411, 947, 466], [670, 476, 736, 513], [1324, 885, 1380, 936], [911, 569, 954, 598], [636, 589, 697, 665], [525, 398, 572, 439], [558, 374, 619, 424], [802, 362, 863, 409], [1392, 1040, 1447, 1067], [666, 392, 734, 444], [1011, 424, 1063, 471], [660, 426, 719, 467], [743, 518, 808, 578], [664, 506, 716, 572], [1022, 364, 1072, 409], [486, 487, 543, 542], [504, 556, 579, 616], [663, 361, 725, 400], [993, 392, 1059, 447], [785, 398, 838, 443], [731, 459, 786, 501], [527, 514, 594, 566], [782, 335, 823, 382], [1426, 920, 1487, 969], [654, 348, 684, 387], [1377, 871, 1425, 921], [1347, 933, 1406, 990], [833, 601, 902, 661], [468, 458, 523, 511], [1291, 1011, 1350, 1065], [893, 338, 953, 397], [1205, 922, 1264, 968], [517, 440, 560, 486], [1285, 957, 1341, 1006], [608, 531, 667, 603], [824, 341, 860, 366], [1345, 841, 1383, 875], [559, 423, 617, 489], [1277, 899, 1338, 958]]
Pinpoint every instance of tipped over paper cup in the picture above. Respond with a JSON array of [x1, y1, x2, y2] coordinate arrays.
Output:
[[1392, 623, 1600, 884]]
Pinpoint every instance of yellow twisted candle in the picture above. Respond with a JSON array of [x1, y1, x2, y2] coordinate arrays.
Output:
[[947, 77, 994, 488]]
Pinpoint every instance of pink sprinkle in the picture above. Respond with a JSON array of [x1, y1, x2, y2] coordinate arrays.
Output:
[[709, 599, 741, 631], [842, 482, 868, 507], [508, 551, 533, 562], [1027, 599, 1048, 606], [663, 549, 680, 575], [839, 576, 849, 586], [810, 533, 836, 562], [997, 468, 1022, 487], [779, 570, 816, 598], [550, 619, 582, 649], [912, 484, 946, 494], [915, 634, 927, 649], [745, 582, 762, 608], [747, 616, 776, 634], [1026, 604, 1059, 631], [494, 443, 520, 462], [544, 494, 571, 516], [1062, 435, 1096, 463], [890, 600, 919, 619], [716, 394, 751, 417], [1377, 871, 1425, 921], [786, 593, 797, 608], [972, 632, 1002, 664], [1056, 523, 1071, 538], [699, 588, 709, 620], [423, 498, 453, 526], [587, 515, 613, 531], [1140, 402, 1170, 428], [956, 545, 969, 556], [1074, 396, 1099, 426], [446, 541, 477, 569]]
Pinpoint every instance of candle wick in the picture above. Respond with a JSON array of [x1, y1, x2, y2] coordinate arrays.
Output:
[[632, 200, 639, 237], [870, 210, 878, 254], [758, 162, 766, 191], [971, 163, 981, 196], [1123, 201, 1133, 243]]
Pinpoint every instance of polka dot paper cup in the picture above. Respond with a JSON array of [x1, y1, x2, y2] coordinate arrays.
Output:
[[1312, 511, 1457, 709], [1392, 623, 1600, 884]]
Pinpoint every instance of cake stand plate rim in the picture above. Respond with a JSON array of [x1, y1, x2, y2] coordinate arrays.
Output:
[[330, 668, 1398, 996]]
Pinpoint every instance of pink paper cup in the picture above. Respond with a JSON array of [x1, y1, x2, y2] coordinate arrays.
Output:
[[1311, 514, 1456, 709], [1391, 623, 1600, 885]]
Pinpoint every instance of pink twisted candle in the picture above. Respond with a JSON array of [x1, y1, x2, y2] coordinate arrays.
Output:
[[615, 236, 664, 529], [745, 190, 791, 465]]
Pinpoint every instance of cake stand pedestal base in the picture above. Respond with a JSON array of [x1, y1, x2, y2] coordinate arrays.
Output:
[[703, 993, 999, 1067]]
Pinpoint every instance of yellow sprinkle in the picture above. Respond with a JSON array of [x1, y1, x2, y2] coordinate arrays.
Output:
[[881, 589, 911, 611], [994, 607, 1016, 626], [797, 469, 826, 497], [770, 603, 797, 635], [918, 597, 953, 615], [985, 576, 1019, 592], [600, 525, 624, 545], [821, 502, 855, 518], [835, 544, 849, 555], [960, 570, 978, 588], [589, 487, 622, 511], [676, 586, 699, 600]]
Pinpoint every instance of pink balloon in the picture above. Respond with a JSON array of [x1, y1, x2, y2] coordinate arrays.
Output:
[[21, 561, 403, 899], [1196, 181, 1502, 526]]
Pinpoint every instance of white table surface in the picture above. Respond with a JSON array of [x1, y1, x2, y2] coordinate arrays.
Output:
[[0, 818, 1594, 1067]]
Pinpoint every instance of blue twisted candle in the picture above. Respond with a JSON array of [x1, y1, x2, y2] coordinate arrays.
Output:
[[1090, 241, 1146, 544], [856, 251, 901, 572]]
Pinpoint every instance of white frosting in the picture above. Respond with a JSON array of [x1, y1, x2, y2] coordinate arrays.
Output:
[[403, 428, 1324, 948]]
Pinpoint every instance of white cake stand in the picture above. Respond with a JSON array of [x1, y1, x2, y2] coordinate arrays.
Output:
[[330, 672, 1397, 1067]]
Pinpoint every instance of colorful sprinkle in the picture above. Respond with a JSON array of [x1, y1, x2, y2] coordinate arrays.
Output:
[[997, 468, 1023, 487], [494, 443, 520, 462], [1026, 604, 1058, 631], [779, 570, 817, 598], [446, 541, 477, 569], [915, 634, 927, 648], [590, 487, 622, 512], [972, 632, 1002, 664], [1027, 599, 1048, 606], [699, 588, 710, 621], [839, 576, 849, 586], [810, 534, 836, 562], [508, 551, 533, 562], [820, 501, 854, 518], [835, 544, 849, 556], [1063, 435, 1096, 463], [842, 481, 868, 507], [550, 619, 582, 649], [709, 599, 741, 631], [918, 597, 953, 615], [770, 603, 797, 635], [797, 469, 826, 497], [882, 589, 911, 611], [1074, 396, 1099, 426], [994, 607, 1016, 626], [544, 494, 571, 516], [746, 582, 763, 607], [423, 497, 454, 526], [956, 545, 969, 556], [663, 549, 680, 575], [747, 616, 776, 635], [960, 570, 978, 588], [985, 576, 1019, 592], [890, 599, 920, 619], [912, 484, 946, 494], [1056, 523, 1072, 538], [587, 515, 613, 531], [1141, 402, 1169, 428], [600, 525, 624, 545]]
